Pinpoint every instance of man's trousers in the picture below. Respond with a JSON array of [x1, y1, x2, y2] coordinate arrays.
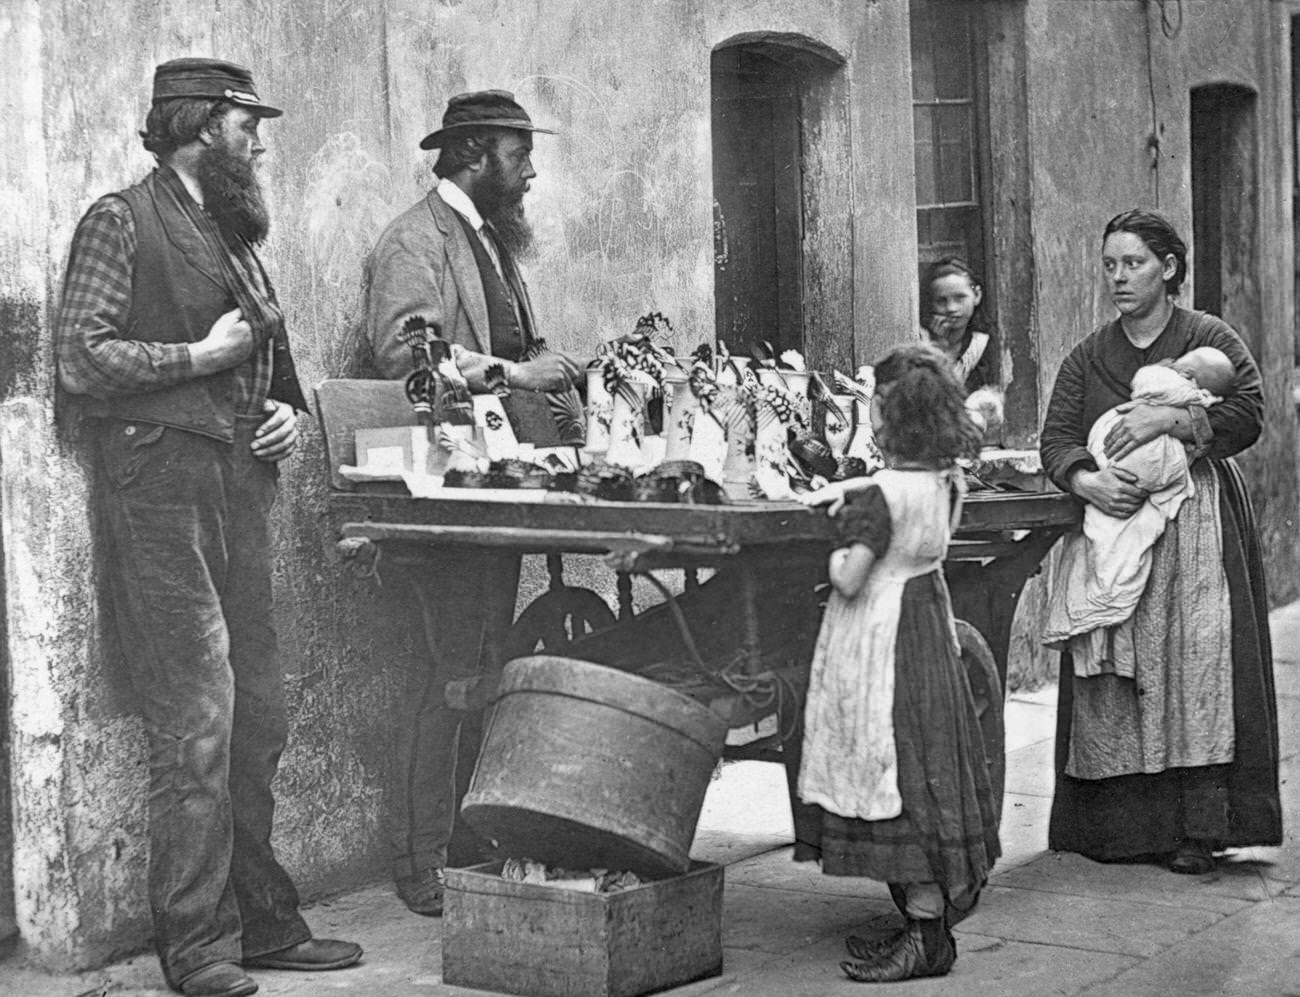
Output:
[[98, 416, 310, 989]]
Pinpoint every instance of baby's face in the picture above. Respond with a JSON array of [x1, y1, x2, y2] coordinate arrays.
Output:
[[1168, 357, 1203, 386]]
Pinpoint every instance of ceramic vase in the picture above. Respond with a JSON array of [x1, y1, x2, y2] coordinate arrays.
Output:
[[781, 369, 812, 426], [753, 400, 792, 499], [604, 380, 650, 471], [662, 367, 697, 462], [687, 404, 728, 484], [845, 398, 886, 472], [822, 393, 857, 459], [472, 395, 518, 462], [583, 366, 613, 456], [716, 387, 756, 501]]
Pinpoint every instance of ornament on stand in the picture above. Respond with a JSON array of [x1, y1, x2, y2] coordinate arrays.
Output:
[[749, 341, 811, 427], [400, 315, 481, 477], [478, 363, 520, 461], [598, 341, 662, 473], [717, 377, 758, 501], [685, 361, 728, 484], [583, 361, 614, 457], [753, 382, 798, 499], [588, 312, 677, 459], [713, 340, 750, 386], [834, 367, 885, 475], [661, 363, 694, 461]]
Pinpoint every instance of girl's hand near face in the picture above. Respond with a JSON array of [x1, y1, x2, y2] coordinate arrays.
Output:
[[1069, 465, 1148, 518]]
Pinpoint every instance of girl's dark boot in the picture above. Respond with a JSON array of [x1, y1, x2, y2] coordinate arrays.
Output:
[[840, 916, 955, 983]]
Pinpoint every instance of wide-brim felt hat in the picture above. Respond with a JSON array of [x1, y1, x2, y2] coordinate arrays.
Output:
[[419, 89, 555, 150], [152, 57, 283, 118]]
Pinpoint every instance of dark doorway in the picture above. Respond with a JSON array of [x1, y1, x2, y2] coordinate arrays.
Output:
[[712, 47, 804, 359], [1191, 83, 1260, 359], [710, 37, 848, 369]]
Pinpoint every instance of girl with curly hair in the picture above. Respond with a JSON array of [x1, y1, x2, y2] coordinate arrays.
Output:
[[796, 343, 999, 983]]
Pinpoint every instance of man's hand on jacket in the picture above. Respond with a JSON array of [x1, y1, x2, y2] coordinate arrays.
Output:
[[251, 399, 299, 462], [190, 308, 255, 376]]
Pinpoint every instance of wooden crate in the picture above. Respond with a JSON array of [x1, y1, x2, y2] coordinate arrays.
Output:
[[443, 861, 724, 997]]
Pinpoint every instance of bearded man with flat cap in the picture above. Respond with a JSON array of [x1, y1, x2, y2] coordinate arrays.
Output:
[[362, 89, 584, 916], [56, 57, 360, 997]]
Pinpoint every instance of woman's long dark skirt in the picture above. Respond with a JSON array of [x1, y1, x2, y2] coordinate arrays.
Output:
[[1048, 459, 1282, 859]]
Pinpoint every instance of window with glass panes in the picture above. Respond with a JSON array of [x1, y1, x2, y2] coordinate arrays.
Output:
[[911, 1, 986, 277]]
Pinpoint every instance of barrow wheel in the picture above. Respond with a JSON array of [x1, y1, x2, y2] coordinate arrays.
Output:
[[956, 618, 1005, 816], [504, 587, 618, 661]]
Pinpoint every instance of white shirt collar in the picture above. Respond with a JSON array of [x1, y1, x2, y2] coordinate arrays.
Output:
[[436, 178, 485, 232]]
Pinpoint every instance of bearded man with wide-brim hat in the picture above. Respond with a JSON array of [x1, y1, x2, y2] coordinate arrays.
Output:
[[361, 89, 585, 917], [55, 56, 361, 997]]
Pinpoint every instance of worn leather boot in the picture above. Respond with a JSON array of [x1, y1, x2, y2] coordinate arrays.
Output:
[[179, 962, 258, 997], [840, 916, 955, 983], [395, 866, 447, 916]]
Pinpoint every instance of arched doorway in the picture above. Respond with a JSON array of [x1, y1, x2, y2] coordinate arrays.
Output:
[[710, 34, 851, 372]]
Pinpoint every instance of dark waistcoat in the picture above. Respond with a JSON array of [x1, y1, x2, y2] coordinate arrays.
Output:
[[95, 170, 304, 440], [452, 213, 532, 361]]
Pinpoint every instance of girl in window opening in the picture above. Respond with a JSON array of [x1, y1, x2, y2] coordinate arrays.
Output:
[[796, 343, 1000, 983], [921, 256, 998, 392]]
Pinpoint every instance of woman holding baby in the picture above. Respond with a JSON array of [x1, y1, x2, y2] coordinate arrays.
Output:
[[1039, 209, 1280, 875]]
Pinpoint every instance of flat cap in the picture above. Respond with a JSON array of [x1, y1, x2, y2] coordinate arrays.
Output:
[[152, 57, 283, 118], [419, 89, 554, 150]]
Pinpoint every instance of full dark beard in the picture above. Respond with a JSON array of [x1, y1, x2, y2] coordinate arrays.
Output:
[[484, 201, 534, 261], [197, 142, 270, 245], [476, 154, 535, 260]]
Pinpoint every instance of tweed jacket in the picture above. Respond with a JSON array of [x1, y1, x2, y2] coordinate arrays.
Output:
[[363, 188, 542, 379]]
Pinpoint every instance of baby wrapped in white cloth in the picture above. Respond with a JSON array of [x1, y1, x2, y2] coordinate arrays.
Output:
[[1043, 347, 1235, 659]]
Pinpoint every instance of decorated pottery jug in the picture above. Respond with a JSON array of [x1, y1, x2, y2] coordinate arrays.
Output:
[[753, 395, 793, 500], [662, 366, 697, 462], [604, 379, 651, 471], [583, 366, 613, 456], [715, 386, 756, 501], [822, 393, 857, 459], [472, 394, 518, 462]]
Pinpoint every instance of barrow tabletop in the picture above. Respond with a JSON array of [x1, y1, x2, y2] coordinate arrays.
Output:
[[330, 487, 1082, 554]]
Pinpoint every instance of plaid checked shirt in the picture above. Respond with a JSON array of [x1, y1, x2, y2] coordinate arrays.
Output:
[[57, 193, 272, 414]]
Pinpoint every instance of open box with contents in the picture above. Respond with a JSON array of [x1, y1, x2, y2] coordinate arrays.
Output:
[[442, 860, 724, 997]]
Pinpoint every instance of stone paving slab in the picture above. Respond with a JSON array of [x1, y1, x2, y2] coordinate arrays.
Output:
[[703, 929, 1140, 997], [1079, 894, 1300, 997], [1004, 692, 1057, 752], [723, 847, 893, 901], [692, 760, 794, 866], [721, 881, 895, 955], [992, 849, 1270, 908], [998, 792, 1051, 868], [961, 879, 1226, 958], [1003, 737, 1055, 798]]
